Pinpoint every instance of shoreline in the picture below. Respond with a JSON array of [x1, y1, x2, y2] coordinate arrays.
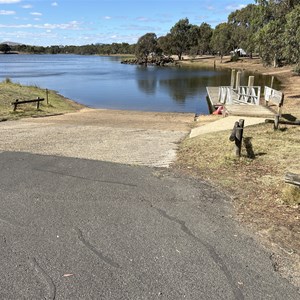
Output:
[[178, 55, 300, 119]]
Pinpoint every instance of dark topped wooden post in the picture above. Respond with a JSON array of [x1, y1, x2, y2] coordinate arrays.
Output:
[[229, 119, 245, 157]]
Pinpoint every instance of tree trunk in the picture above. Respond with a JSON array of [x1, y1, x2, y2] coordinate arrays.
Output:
[[273, 53, 278, 68]]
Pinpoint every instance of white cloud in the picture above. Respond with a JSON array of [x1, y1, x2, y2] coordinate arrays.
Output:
[[0, 21, 83, 30], [0, 0, 21, 3], [104, 16, 111, 20], [51, 2, 58, 6], [225, 4, 246, 11], [0, 10, 15, 15], [22, 5, 33, 9], [30, 12, 42, 16]]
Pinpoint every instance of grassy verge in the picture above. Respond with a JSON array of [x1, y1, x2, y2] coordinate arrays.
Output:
[[174, 118, 300, 282], [0, 79, 84, 121]]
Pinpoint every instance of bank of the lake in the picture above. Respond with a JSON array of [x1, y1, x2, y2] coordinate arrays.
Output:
[[0, 80, 84, 121]]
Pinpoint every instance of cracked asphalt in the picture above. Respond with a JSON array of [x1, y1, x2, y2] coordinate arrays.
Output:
[[0, 151, 299, 299]]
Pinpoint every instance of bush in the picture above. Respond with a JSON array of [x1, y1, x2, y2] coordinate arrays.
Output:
[[3, 77, 12, 84], [292, 64, 300, 75], [230, 54, 239, 62]]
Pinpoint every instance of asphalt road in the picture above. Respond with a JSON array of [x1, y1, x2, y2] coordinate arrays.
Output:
[[0, 151, 298, 299]]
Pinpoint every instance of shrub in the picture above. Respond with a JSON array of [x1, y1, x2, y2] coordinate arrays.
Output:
[[230, 54, 239, 62], [292, 64, 300, 75], [3, 77, 12, 84]]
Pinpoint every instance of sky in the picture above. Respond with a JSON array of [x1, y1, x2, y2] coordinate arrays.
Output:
[[0, 0, 253, 46]]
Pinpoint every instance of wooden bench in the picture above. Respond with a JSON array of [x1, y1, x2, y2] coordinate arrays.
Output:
[[264, 86, 284, 115], [264, 87, 285, 129], [11, 97, 44, 111]]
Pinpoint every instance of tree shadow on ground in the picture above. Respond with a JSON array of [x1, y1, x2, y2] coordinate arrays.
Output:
[[244, 137, 267, 159]]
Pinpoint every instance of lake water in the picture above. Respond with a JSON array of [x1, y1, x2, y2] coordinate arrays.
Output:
[[0, 54, 278, 114]]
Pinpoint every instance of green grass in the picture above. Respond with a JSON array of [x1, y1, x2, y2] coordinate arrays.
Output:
[[0, 79, 84, 120]]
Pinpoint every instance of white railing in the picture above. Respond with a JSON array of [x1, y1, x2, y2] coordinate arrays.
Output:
[[218, 86, 233, 104], [218, 86, 261, 105], [236, 86, 261, 105], [264, 86, 283, 105]]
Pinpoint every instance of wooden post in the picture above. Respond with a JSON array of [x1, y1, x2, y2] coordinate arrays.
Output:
[[274, 114, 279, 130], [270, 76, 274, 89], [214, 60, 216, 69], [235, 119, 244, 157], [278, 93, 284, 116], [46, 89, 49, 105], [235, 71, 241, 90], [229, 121, 239, 142], [230, 69, 236, 87], [229, 119, 244, 157], [37, 97, 40, 109], [248, 76, 254, 87], [13, 99, 18, 111]]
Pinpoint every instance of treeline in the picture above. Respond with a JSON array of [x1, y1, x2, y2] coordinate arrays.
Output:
[[0, 43, 135, 55], [1, 0, 300, 69]]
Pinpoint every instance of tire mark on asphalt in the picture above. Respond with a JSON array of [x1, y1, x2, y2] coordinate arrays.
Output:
[[75, 228, 120, 269], [0, 215, 25, 228], [30, 257, 56, 300], [33, 168, 137, 187], [155, 208, 245, 300]]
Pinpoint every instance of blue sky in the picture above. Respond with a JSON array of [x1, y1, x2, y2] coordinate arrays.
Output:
[[0, 0, 253, 46]]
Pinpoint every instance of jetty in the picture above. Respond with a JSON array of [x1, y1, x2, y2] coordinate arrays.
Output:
[[206, 70, 283, 118]]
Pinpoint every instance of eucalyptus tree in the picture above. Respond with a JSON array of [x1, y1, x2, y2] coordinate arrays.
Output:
[[0, 44, 11, 54], [228, 4, 262, 57], [198, 22, 213, 55], [283, 5, 300, 65], [157, 34, 173, 57], [188, 25, 201, 57], [210, 23, 233, 61], [135, 33, 158, 64], [187, 23, 213, 57], [255, 20, 285, 66], [169, 18, 192, 60]]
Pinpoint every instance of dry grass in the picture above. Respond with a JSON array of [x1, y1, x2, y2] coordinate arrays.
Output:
[[0, 80, 83, 120], [175, 122, 300, 253]]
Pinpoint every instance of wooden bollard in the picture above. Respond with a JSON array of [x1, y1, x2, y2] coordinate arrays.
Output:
[[229, 119, 245, 157], [274, 114, 279, 130], [248, 76, 255, 87], [46, 89, 49, 105], [230, 69, 236, 87], [236, 71, 241, 90]]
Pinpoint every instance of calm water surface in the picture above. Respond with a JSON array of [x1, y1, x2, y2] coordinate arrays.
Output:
[[0, 54, 278, 114]]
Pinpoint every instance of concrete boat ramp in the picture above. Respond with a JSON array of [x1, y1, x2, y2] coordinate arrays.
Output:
[[190, 116, 266, 138]]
